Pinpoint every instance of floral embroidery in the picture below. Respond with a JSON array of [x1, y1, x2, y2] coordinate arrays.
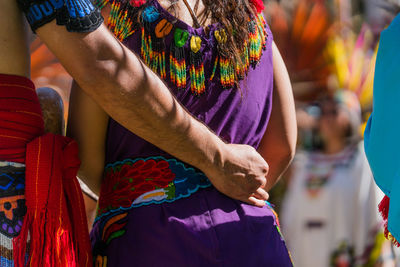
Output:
[[93, 157, 212, 265], [98, 158, 175, 216], [96, 156, 211, 222]]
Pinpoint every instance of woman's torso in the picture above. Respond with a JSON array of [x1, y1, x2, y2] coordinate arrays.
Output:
[[104, 0, 274, 164], [91, 3, 295, 266], [95, 0, 275, 215]]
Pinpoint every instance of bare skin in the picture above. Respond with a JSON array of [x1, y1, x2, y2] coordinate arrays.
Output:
[[0, 0, 270, 206], [257, 42, 297, 191], [0, 0, 30, 76]]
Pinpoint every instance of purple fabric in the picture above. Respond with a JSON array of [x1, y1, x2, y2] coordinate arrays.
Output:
[[93, 0, 293, 265], [91, 187, 293, 266]]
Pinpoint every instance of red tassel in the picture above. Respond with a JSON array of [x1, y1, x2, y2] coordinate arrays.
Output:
[[378, 195, 400, 247], [379, 195, 390, 221], [13, 134, 92, 266]]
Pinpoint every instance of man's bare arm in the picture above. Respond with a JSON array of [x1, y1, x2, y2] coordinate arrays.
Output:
[[34, 20, 269, 206]]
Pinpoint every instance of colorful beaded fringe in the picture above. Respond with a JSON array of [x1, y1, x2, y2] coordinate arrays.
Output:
[[96, 0, 268, 95], [170, 28, 188, 90], [94, 0, 139, 41]]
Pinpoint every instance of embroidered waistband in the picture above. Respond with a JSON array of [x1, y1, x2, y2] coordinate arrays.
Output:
[[96, 156, 211, 222]]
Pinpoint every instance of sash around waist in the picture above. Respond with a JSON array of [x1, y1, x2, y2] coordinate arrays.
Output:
[[96, 156, 211, 222]]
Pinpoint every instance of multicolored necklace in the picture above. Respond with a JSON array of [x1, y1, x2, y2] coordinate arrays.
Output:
[[95, 0, 268, 95]]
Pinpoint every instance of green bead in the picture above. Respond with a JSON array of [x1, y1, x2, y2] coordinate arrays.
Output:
[[174, 28, 189, 48]]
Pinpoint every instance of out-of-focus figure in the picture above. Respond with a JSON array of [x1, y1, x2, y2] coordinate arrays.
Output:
[[281, 91, 390, 267]]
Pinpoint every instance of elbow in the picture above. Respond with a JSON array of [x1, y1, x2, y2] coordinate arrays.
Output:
[[281, 148, 295, 170], [271, 141, 296, 169], [262, 146, 295, 191], [259, 142, 295, 171], [274, 144, 295, 171], [283, 132, 297, 167], [285, 141, 296, 164]]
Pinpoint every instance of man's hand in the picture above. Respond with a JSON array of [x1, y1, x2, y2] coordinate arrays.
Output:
[[203, 144, 269, 207]]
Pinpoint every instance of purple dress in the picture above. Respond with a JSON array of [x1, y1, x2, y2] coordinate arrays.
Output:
[[91, 1, 293, 266]]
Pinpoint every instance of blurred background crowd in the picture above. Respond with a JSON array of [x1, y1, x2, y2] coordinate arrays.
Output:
[[29, 0, 400, 266], [265, 1, 399, 266]]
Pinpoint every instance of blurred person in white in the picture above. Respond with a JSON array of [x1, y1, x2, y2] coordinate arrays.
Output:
[[281, 90, 394, 267]]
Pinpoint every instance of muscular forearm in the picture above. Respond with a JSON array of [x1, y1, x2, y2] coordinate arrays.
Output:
[[37, 22, 224, 173]]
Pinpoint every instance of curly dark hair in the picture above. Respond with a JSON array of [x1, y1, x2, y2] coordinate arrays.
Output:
[[201, 0, 258, 61]]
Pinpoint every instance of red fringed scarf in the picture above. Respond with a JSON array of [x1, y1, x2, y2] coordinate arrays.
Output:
[[379, 196, 400, 247], [0, 74, 92, 266]]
